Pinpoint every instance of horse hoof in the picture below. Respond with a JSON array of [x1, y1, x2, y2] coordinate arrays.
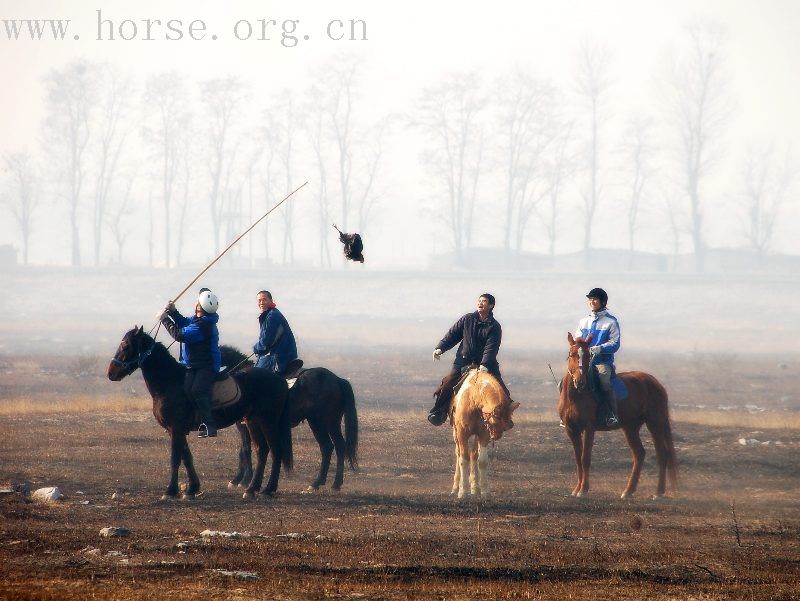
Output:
[[227, 481, 237, 490], [301, 486, 318, 494], [160, 494, 177, 501], [181, 493, 195, 501], [242, 491, 254, 500]]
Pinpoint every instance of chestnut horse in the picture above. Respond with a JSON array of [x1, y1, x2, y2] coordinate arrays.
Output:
[[558, 332, 677, 499], [107, 326, 293, 500], [450, 369, 519, 499]]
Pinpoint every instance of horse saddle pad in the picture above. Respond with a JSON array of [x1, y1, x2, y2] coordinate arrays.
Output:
[[211, 376, 242, 409], [612, 376, 628, 400]]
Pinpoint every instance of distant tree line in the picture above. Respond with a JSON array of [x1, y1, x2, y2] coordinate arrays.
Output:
[[1, 19, 796, 270]]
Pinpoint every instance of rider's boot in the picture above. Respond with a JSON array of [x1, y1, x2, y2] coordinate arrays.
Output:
[[427, 387, 453, 426], [605, 388, 619, 427], [196, 394, 217, 438]]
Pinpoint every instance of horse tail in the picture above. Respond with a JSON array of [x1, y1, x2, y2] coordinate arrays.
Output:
[[339, 377, 359, 471], [647, 377, 679, 492], [278, 387, 294, 474]]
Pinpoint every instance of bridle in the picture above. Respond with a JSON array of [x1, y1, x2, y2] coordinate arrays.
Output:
[[567, 345, 588, 392], [110, 332, 155, 374]]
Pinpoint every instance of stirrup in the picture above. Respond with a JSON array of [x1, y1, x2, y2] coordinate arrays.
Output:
[[605, 415, 619, 427], [198, 423, 217, 438]]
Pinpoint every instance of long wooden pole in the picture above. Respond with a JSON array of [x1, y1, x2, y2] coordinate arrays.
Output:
[[171, 181, 307, 303]]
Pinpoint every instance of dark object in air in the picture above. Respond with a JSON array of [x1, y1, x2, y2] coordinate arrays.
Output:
[[333, 224, 364, 263]]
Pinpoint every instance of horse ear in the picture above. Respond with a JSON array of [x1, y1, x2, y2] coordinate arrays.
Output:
[[509, 401, 520, 414], [567, 332, 575, 345], [136, 325, 144, 335]]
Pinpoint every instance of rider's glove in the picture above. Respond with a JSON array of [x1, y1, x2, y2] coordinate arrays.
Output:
[[432, 348, 443, 361], [589, 345, 603, 356], [478, 365, 489, 373]]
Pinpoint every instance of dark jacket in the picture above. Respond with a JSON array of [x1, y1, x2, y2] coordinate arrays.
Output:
[[437, 311, 502, 370], [162, 310, 221, 371], [253, 307, 298, 373]]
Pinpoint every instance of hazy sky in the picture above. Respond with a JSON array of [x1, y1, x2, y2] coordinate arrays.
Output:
[[2, 0, 799, 266]]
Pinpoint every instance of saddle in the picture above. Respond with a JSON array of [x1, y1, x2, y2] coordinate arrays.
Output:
[[210, 374, 242, 410]]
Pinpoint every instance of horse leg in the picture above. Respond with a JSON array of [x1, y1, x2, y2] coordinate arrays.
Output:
[[162, 431, 184, 500], [306, 418, 334, 491], [244, 422, 269, 500], [229, 421, 253, 490], [329, 420, 347, 491], [566, 427, 584, 497], [456, 436, 470, 500], [469, 443, 478, 495], [577, 429, 595, 497], [621, 426, 646, 499], [451, 443, 460, 495], [181, 436, 201, 499], [477, 440, 490, 498], [261, 422, 283, 496]]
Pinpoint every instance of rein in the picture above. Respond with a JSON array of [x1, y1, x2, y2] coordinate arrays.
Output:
[[111, 334, 156, 372]]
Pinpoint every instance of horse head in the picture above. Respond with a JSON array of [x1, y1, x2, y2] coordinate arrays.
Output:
[[107, 325, 152, 381], [566, 332, 593, 392], [477, 373, 520, 441]]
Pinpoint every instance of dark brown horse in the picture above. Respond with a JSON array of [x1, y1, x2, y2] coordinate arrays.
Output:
[[226, 358, 358, 492], [107, 326, 293, 500], [558, 332, 678, 499]]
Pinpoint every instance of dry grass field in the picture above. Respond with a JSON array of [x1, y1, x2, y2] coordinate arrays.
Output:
[[1, 348, 799, 600]]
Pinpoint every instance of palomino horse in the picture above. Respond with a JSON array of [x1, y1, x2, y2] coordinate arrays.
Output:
[[227, 358, 359, 492], [107, 326, 293, 500], [559, 332, 678, 499], [450, 369, 519, 499]]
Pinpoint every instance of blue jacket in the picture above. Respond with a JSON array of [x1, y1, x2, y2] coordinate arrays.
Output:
[[162, 311, 221, 371], [253, 307, 297, 373], [575, 309, 620, 365]]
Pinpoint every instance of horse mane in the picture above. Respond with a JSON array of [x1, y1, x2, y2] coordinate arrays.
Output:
[[135, 330, 184, 378]]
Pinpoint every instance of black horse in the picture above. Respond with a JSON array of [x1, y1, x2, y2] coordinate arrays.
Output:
[[222, 348, 358, 492], [107, 326, 293, 500]]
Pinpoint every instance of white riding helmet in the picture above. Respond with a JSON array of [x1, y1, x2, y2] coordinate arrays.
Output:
[[198, 288, 219, 314]]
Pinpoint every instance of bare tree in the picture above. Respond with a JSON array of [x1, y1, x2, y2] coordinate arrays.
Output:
[[42, 59, 96, 266], [92, 65, 133, 266], [304, 84, 333, 267], [353, 116, 390, 236], [107, 170, 137, 264], [495, 70, 558, 257], [575, 40, 613, 266], [414, 71, 486, 263], [143, 71, 191, 268], [263, 92, 298, 265], [667, 20, 731, 272], [616, 115, 656, 269], [1, 151, 39, 265], [739, 144, 797, 259], [199, 75, 247, 256], [539, 118, 577, 257]]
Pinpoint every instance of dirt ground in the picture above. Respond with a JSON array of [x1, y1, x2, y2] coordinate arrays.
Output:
[[1, 350, 799, 600]]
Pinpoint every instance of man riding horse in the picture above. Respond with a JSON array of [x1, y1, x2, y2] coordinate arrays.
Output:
[[575, 287, 621, 427], [253, 290, 301, 377], [160, 288, 221, 438], [427, 293, 512, 426]]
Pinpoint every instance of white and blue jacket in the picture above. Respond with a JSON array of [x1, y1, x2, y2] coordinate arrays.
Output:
[[574, 309, 620, 365]]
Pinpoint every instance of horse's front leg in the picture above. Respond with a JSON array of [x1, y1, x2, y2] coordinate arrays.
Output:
[[228, 421, 253, 490], [456, 435, 470, 500], [566, 427, 584, 497], [451, 443, 461, 495], [578, 429, 595, 497], [162, 430, 184, 500], [469, 444, 478, 495], [476, 437, 491, 498], [181, 434, 200, 499]]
